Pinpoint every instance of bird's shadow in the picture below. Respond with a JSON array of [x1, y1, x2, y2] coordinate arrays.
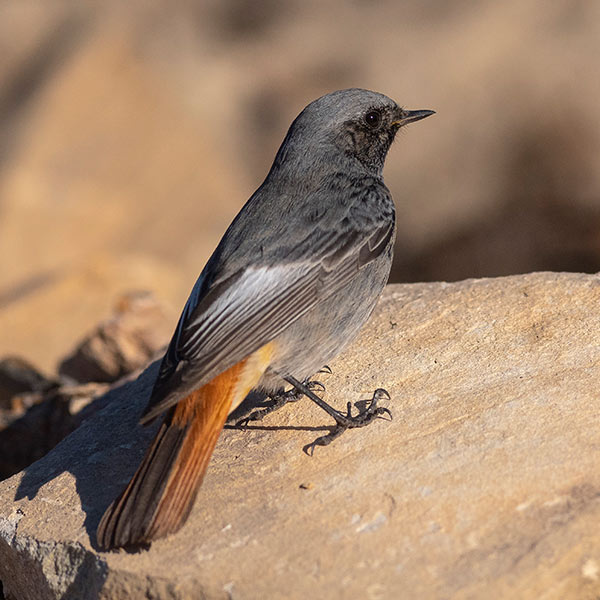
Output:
[[11, 361, 330, 554]]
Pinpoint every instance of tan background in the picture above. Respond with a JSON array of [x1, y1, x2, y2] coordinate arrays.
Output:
[[1, 0, 599, 372]]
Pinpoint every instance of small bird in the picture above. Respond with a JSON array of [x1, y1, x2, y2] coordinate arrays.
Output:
[[97, 88, 434, 550]]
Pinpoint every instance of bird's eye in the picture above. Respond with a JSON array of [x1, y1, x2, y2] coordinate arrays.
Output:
[[364, 110, 382, 129]]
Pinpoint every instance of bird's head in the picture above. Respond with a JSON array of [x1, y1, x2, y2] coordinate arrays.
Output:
[[274, 89, 434, 177]]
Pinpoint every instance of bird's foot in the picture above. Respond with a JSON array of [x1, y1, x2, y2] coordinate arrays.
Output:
[[236, 378, 327, 428], [304, 388, 392, 455]]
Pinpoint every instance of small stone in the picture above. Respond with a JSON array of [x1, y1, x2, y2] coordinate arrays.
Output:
[[0, 356, 56, 411], [58, 290, 171, 384]]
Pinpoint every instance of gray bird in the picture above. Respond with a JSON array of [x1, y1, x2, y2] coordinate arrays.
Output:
[[97, 88, 434, 550]]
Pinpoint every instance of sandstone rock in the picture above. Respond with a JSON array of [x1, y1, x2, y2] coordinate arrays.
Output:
[[0, 357, 56, 413], [0, 382, 109, 481], [1, 273, 600, 599], [0, 291, 167, 483], [58, 291, 171, 384]]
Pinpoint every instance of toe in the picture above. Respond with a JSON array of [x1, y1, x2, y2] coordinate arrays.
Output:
[[373, 388, 391, 401], [307, 380, 326, 393]]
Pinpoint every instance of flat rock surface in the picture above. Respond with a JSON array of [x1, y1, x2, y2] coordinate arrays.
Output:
[[1, 273, 600, 599]]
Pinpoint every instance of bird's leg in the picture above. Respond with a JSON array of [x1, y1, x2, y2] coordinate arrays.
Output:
[[235, 387, 306, 428], [283, 374, 392, 455], [235, 370, 330, 428], [303, 389, 392, 455]]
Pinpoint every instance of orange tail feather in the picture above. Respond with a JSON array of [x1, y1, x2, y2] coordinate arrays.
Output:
[[97, 360, 245, 549]]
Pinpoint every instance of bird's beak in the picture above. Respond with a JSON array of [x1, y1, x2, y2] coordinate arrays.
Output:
[[392, 109, 435, 127]]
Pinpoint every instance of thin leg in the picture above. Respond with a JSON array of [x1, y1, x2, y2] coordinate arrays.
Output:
[[236, 368, 392, 455], [302, 389, 392, 455], [284, 375, 343, 423], [235, 379, 325, 428], [284, 376, 392, 429]]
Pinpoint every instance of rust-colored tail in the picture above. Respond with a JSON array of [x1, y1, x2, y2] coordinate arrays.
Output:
[[97, 360, 247, 550]]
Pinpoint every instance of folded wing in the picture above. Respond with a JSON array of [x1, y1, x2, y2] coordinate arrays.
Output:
[[142, 196, 394, 424]]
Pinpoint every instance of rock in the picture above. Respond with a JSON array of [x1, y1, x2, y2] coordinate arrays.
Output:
[[0, 357, 59, 453], [0, 382, 109, 481], [1, 273, 600, 599], [0, 357, 56, 412], [58, 291, 171, 384], [0, 291, 167, 484]]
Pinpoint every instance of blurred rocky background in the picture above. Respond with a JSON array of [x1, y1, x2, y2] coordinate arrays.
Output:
[[0, 1, 599, 474]]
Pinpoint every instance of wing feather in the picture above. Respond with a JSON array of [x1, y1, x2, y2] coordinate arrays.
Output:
[[141, 193, 394, 423]]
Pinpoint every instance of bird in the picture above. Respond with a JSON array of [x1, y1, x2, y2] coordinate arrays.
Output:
[[96, 88, 434, 550]]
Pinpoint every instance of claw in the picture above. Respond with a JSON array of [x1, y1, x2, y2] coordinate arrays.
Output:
[[377, 407, 393, 421], [304, 440, 318, 457], [307, 380, 326, 393], [281, 374, 392, 453], [304, 426, 347, 455], [373, 388, 391, 401], [318, 365, 333, 375], [235, 417, 251, 429]]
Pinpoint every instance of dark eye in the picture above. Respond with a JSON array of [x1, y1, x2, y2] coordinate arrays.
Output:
[[364, 110, 382, 128]]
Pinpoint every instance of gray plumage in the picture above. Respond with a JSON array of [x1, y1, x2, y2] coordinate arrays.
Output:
[[97, 88, 434, 550], [141, 88, 433, 423]]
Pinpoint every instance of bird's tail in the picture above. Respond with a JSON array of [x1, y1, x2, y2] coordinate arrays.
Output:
[[97, 360, 249, 550]]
